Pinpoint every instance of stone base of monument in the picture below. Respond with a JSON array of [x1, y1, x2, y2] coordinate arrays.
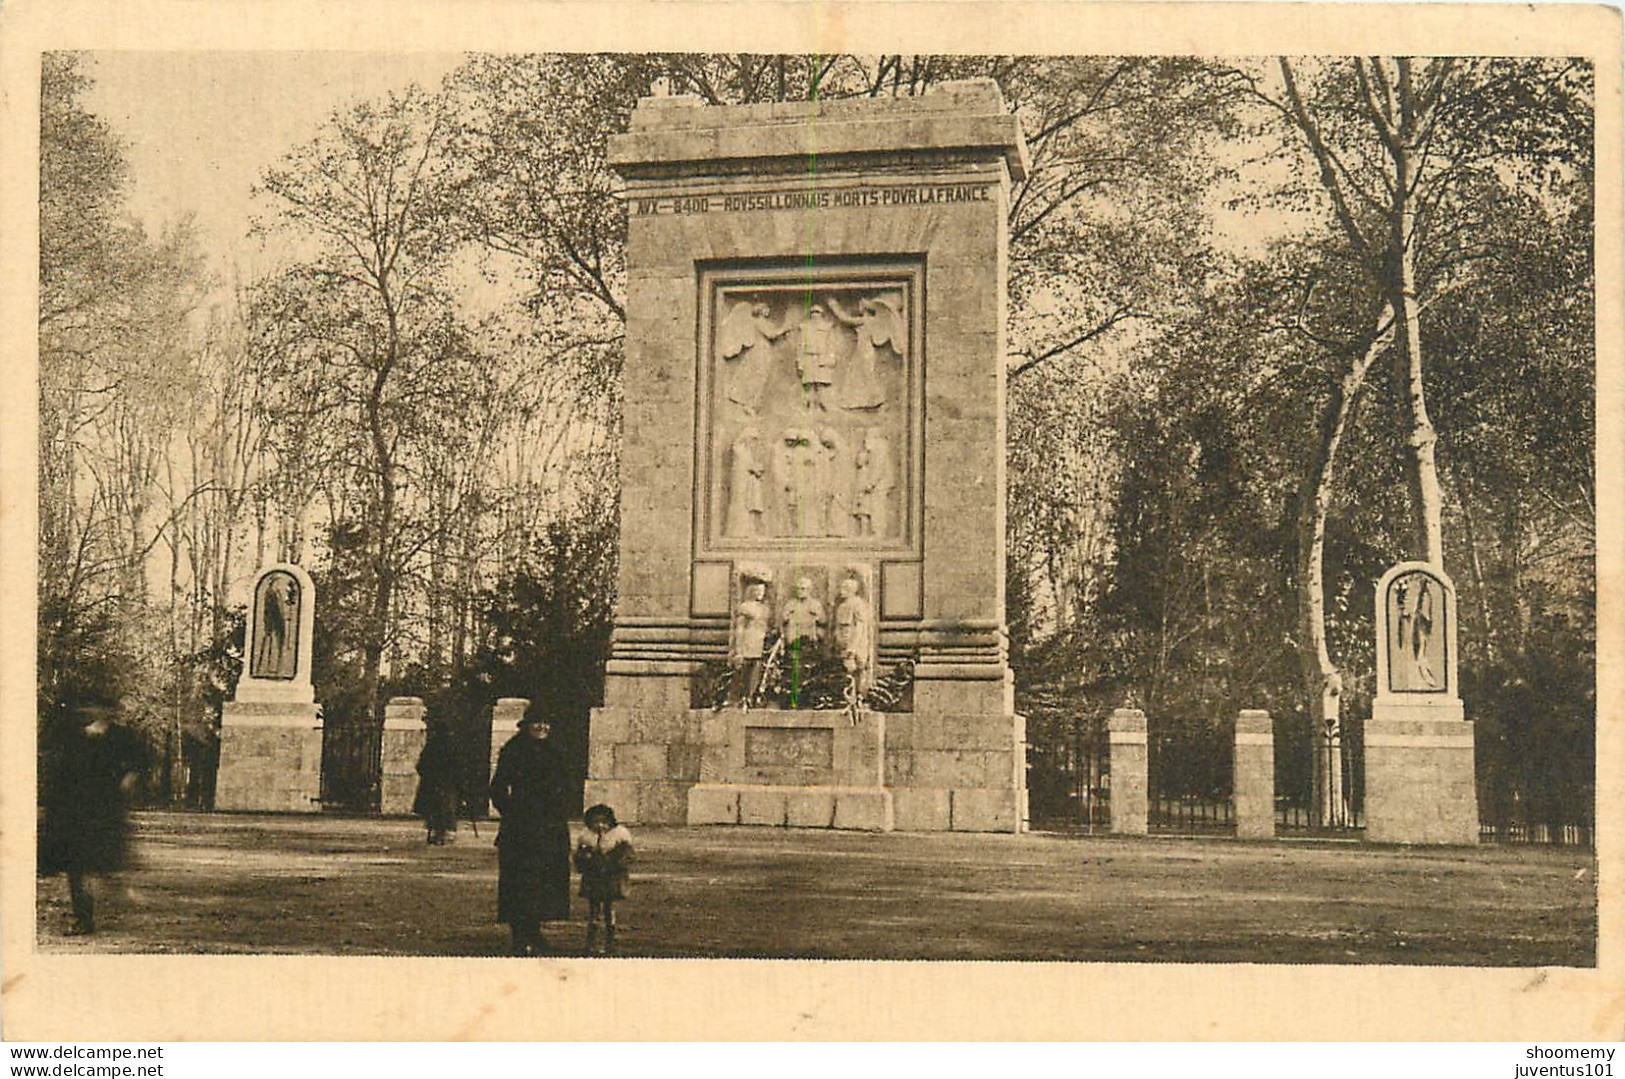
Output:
[[215, 702, 322, 812], [688, 783, 895, 830], [689, 706, 889, 829], [1363, 705, 1479, 846], [882, 707, 1026, 832], [587, 699, 1025, 833]]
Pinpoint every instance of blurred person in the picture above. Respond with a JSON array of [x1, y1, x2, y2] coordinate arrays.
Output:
[[413, 718, 461, 845], [39, 693, 145, 935]]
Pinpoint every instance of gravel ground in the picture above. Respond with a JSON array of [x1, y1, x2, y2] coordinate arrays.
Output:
[[35, 810, 1596, 965]]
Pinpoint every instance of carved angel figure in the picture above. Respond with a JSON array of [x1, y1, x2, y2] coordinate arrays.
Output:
[[718, 298, 790, 414], [1394, 576, 1440, 690], [829, 293, 905, 411]]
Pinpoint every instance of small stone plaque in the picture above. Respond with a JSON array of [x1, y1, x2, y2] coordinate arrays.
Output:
[[744, 727, 835, 770], [691, 561, 733, 617], [880, 560, 923, 619]]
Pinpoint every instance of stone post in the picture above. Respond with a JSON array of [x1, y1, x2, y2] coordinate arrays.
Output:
[[1233, 709, 1275, 840], [379, 697, 427, 815], [487, 698, 530, 817], [1107, 708, 1148, 836]]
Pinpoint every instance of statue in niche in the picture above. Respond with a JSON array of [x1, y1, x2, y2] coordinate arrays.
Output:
[[718, 297, 791, 414], [252, 571, 299, 680], [776, 426, 822, 536], [852, 430, 896, 539], [816, 427, 851, 537], [833, 571, 875, 696], [780, 576, 826, 651], [730, 571, 774, 703], [724, 427, 767, 537], [829, 294, 905, 412], [794, 302, 844, 411], [1392, 574, 1441, 690]]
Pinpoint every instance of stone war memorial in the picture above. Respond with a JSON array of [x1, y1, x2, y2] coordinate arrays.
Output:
[[215, 563, 323, 812], [1364, 561, 1478, 845], [586, 81, 1030, 832]]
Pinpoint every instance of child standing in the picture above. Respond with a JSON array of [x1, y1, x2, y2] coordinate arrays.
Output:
[[573, 803, 632, 955]]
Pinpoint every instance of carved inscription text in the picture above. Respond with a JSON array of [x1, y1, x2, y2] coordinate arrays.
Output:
[[635, 181, 995, 217], [744, 727, 836, 770]]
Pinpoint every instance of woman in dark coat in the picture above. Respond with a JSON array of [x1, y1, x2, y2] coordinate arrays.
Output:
[[412, 721, 461, 845], [489, 710, 574, 955], [39, 701, 145, 934]]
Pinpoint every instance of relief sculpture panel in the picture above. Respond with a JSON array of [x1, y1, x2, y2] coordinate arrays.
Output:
[[700, 266, 920, 555]]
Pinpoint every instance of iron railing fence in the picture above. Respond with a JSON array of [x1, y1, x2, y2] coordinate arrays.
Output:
[[1479, 817, 1593, 847], [1025, 712, 1111, 832], [1274, 713, 1364, 834], [1148, 714, 1235, 835], [320, 720, 381, 813]]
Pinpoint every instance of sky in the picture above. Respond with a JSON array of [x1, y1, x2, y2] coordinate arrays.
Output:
[[82, 51, 468, 277], [77, 50, 1307, 283]]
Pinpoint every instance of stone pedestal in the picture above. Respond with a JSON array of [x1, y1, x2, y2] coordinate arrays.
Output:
[[379, 696, 427, 815], [486, 697, 530, 817], [589, 81, 1030, 832], [1362, 563, 1479, 845], [215, 702, 322, 812], [1364, 712, 1479, 845], [1108, 708, 1148, 836], [680, 707, 892, 830], [1233, 709, 1275, 840], [883, 709, 1026, 832]]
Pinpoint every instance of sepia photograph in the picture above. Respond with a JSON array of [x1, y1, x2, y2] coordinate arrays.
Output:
[[2, 0, 1619, 1044]]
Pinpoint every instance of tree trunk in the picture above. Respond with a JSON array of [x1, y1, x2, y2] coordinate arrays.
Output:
[[1297, 307, 1393, 827], [1387, 226, 1445, 568], [363, 407, 394, 809], [1384, 59, 1447, 568]]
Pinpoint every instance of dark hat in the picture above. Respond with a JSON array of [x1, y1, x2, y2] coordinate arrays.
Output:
[[583, 803, 618, 828], [518, 712, 551, 730]]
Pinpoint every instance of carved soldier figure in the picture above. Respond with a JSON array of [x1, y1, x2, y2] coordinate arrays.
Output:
[[777, 426, 822, 536], [718, 297, 791, 414], [852, 430, 896, 539], [780, 576, 826, 652], [828, 293, 905, 411], [724, 427, 767, 537], [833, 572, 875, 697], [794, 302, 846, 411], [731, 573, 774, 703], [253, 572, 298, 679], [817, 427, 851, 537]]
